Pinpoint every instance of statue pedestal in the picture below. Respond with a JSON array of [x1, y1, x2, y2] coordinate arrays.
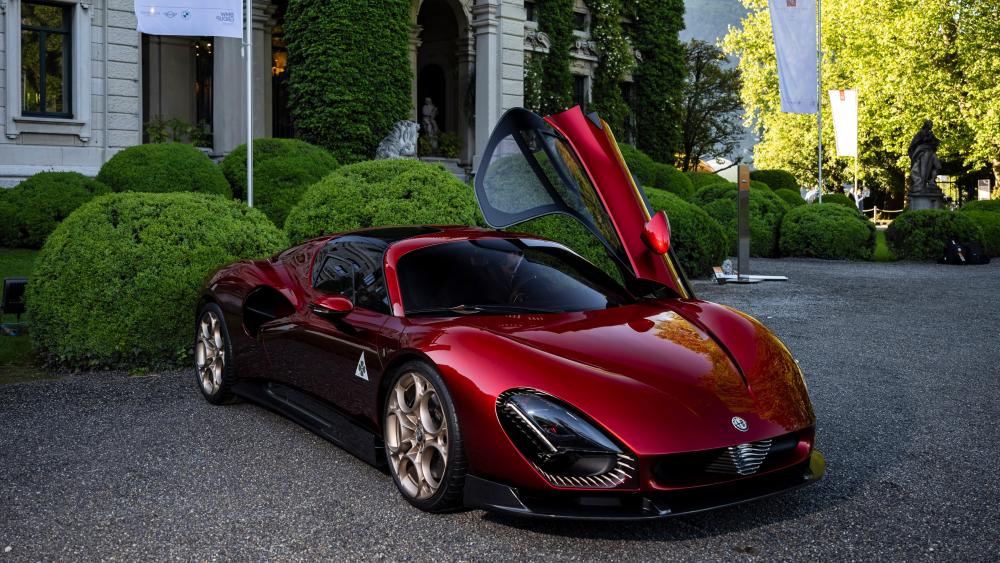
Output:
[[908, 193, 944, 210]]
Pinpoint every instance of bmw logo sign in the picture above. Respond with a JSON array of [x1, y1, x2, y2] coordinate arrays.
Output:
[[731, 416, 749, 432]]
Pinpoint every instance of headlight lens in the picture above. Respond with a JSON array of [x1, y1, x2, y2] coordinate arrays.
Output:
[[497, 390, 636, 487]]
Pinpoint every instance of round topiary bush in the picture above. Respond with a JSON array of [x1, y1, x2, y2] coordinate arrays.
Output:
[[775, 188, 806, 208], [750, 169, 798, 192], [960, 211, 1000, 257], [885, 209, 984, 260], [687, 171, 729, 190], [284, 159, 479, 244], [960, 199, 1000, 214], [652, 163, 694, 199], [220, 139, 338, 225], [692, 181, 789, 257], [27, 192, 286, 368], [618, 143, 657, 188], [645, 188, 727, 276], [96, 143, 231, 196], [0, 172, 110, 249], [779, 203, 876, 260], [820, 192, 857, 210]]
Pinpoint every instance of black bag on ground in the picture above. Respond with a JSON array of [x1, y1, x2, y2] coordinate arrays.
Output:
[[939, 240, 991, 265]]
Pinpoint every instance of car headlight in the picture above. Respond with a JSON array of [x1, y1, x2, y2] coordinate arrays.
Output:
[[497, 390, 636, 488]]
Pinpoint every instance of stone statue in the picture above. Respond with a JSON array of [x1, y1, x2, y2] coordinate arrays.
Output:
[[421, 97, 440, 151], [375, 121, 420, 160], [908, 120, 943, 197]]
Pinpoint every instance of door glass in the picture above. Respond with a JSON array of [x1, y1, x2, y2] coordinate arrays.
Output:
[[312, 237, 390, 314]]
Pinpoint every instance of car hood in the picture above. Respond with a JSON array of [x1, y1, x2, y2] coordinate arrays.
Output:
[[427, 301, 813, 454]]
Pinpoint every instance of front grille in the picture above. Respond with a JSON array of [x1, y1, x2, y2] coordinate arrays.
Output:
[[705, 440, 772, 476], [652, 432, 803, 487]]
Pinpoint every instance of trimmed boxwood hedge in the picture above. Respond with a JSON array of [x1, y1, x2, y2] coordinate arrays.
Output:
[[962, 211, 1000, 257], [96, 143, 231, 196], [27, 192, 286, 368], [885, 209, 984, 260], [779, 204, 876, 260], [652, 163, 694, 199], [284, 159, 479, 244], [513, 215, 622, 282], [820, 192, 857, 210], [618, 143, 657, 187], [960, 200, 1000, 214], [645, 188, 727, 276], [221, 139, 338, 225], [775, 188, 806, 207], [0, 172, 110, 249], [750, 169, 798, 192], [692, 181, 789, 257], [687, 171, 728, 190]]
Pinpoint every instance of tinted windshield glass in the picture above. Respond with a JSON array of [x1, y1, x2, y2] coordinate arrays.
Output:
[[398, 239, 633, 316]]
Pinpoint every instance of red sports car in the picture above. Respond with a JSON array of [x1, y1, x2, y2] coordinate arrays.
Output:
[[195, 107, 823, 519]]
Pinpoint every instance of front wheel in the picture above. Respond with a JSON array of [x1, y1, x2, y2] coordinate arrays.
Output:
[[194, 302, 237, 404], [383, 361, 467, 512]]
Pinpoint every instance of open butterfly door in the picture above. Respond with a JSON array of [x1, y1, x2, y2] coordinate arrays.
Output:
[[474, 106, 692, 298]]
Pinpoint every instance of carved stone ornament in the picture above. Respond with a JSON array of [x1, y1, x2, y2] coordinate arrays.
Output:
[[571, 39, 598, 59], [524, 30, 551, 52], [375, 121, 420, 160]]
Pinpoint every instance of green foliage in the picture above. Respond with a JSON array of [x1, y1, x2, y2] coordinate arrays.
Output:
[[960, 199, 1000, 214], [0, 172, 110, 249], [523, 54, 545, 113], [692, 181, 789, 257], [750, 169, 799, 192], [144, 116, 212, 147], [285, 0, 411, 163], [652, 163, 694, 199], [627, 0, 686, 161], [885, 209, 985, 260], [585, 0, 635, 132], [220, 139, 338, 225], [962, 211, 1000, 257], [774, 188, 806, 208], [678, 40, 743, 172], [618, 143, 657, 187], [536, 0, 575, 115], [645, 188, 727, 276], [27, 192, 286, 368], [687, 171, 729, 190], [284, 160, 479, 244], [779, 204, 876, 260], [821, 192, 858, 210], [873, 230, 896, 262], [514, 215, 622, 282], [96, 143, 231, 197]]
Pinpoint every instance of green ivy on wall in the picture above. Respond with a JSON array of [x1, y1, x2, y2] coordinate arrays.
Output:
[[523, 53, 545, 113], [627, 0, 686, 163], [536, 0, 575, 115], [284, 0, 412, 164], [585, 0, 636, 134]]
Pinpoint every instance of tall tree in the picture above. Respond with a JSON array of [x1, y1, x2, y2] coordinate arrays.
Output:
[[537, 0, 575, 115], [628, 0, 687, 162], [678, 40, 743, 171], [724, 0, 1000, 204]]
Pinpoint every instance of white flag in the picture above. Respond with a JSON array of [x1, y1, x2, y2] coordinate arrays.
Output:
[[828, 89, 858, 157], [770, 0, 817, 114], [134, 0, 243, 39]]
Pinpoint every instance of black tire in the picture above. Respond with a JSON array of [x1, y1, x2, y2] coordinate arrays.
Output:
[[383, 361, 468, 512], [194, 302, 238, 405]]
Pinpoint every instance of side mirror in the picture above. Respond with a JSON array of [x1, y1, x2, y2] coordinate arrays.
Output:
[[641, 210, 671, 255], [309, 295, 354, 318]]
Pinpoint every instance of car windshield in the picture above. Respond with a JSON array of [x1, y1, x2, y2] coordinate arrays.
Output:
[[397, 238, 634, 317]]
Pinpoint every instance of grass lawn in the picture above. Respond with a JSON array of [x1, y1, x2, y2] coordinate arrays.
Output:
[[873, 229, 896, 262], [0, 248, 51, 384]]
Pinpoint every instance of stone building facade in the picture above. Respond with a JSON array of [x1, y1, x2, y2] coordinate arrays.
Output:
[[0, 0, 610, 185]]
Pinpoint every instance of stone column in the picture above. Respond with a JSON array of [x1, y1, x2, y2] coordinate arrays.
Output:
[[472, 0, 524, 168], [253, 3, 277, 138], [212, 37, 246, 155]]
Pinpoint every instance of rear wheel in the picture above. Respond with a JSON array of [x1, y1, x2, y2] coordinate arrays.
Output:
[[383, 361, 467, 512], [194, 302, 237, 404]]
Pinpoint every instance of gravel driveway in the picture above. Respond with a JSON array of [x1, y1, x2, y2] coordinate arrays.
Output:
[[2, 259, 998, 561]]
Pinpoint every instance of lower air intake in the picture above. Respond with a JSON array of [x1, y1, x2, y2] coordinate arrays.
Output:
[[706, 439, 772, 476]]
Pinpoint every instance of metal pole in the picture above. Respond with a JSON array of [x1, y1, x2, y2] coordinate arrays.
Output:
[[816, 0, 823, 203], [245, 0, 253, 208], [737, 165, 751, 280]]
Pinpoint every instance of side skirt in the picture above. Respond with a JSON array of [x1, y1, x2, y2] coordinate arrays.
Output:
[[232, 380, 387, 470]]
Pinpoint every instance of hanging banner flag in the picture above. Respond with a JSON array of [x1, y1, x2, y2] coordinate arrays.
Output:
[[828, 89, 858, 157], [134, 0, 243, 38], [770, 0, 818, 114]]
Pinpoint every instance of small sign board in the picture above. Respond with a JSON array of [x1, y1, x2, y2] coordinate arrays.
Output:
[[979, 179, 992, 201]]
